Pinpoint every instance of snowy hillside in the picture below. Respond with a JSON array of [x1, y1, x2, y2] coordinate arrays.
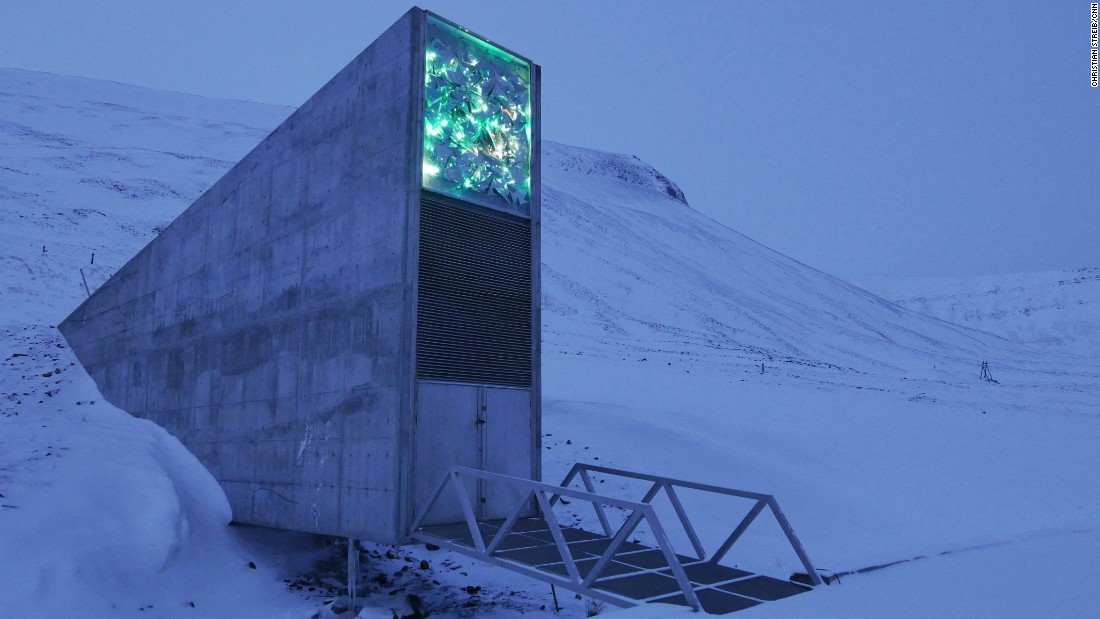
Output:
[[539, 144, 1073, 377], [856, 269, 1100, 358], [0, 68, 292, 324], [2, 67, 1099, 618]]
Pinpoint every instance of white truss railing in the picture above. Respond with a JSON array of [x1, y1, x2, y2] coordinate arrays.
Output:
[[411, 466, 703, 609], [554, 463, 823, 586], [409, 464, 822, 612]]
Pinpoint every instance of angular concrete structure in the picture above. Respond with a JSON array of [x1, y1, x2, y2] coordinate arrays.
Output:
[[58, 8, 541, 545]]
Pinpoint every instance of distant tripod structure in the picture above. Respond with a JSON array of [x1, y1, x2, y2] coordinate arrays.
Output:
[[980, 361, 997, 383]]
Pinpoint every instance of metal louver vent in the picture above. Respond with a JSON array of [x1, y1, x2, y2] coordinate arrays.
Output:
[[416, 193, 532, 387]]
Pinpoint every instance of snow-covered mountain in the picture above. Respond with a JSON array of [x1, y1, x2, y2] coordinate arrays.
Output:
[[541, 143, 1046, 376], [856, 269, 1100, 358], [2, 67, 1098, 618]]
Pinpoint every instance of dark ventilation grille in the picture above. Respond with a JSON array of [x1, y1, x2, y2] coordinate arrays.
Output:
[[417, 193, 532, 387]]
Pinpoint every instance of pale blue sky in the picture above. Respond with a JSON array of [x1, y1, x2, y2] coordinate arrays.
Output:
[[2, 1, 1096, 277]]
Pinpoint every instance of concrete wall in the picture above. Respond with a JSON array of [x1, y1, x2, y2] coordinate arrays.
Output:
[[59, 9, 423, 543]]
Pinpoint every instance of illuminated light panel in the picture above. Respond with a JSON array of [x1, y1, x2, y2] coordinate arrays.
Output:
[[423, 15, 532, 215]]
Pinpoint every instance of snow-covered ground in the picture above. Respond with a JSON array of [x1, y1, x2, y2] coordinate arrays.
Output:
[[1, 67, 1097, 617]]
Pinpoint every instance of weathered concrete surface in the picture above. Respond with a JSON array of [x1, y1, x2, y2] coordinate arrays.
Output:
[[59, 9, 422, 543]]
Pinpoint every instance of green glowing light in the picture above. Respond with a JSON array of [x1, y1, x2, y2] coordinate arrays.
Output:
[[422, 15, 532, 215]]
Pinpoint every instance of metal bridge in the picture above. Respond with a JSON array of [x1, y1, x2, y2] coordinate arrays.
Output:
[[411, 464, 823, 615]]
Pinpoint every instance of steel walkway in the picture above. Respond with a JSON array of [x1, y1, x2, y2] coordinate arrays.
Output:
[[410, 464, 823, 615]]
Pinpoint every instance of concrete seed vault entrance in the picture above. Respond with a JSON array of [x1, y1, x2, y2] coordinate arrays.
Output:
[[58, 7, 822, 614], [59, 7, 543, 545]]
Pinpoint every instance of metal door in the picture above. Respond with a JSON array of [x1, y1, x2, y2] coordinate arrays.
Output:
[[414, 382, 480, 525], [482, 386, 535, 519], [413, 381, 533, 525]]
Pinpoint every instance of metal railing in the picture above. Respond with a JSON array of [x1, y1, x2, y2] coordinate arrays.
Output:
[[410, 466, 704, 610], [409, 463, 823, 612], [553, 463, 824, 586]]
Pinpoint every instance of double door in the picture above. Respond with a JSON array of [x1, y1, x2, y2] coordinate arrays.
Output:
[[413, 381, 534, 526]]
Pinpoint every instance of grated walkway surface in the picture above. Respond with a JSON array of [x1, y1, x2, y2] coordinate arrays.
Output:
[[415, 517, 812, 615]]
